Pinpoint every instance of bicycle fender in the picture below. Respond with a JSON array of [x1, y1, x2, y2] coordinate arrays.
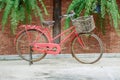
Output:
[[14, 25, 51, 46]]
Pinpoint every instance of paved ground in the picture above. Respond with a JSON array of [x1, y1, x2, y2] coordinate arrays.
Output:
[[0, 54, 120, 80]]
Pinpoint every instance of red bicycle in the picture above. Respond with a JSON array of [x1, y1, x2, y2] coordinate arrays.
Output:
[[14, 12, 103, 64]]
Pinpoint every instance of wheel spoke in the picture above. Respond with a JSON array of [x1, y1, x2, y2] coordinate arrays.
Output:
[[72, 33, 103, 64], [16, 29, 48, 62]]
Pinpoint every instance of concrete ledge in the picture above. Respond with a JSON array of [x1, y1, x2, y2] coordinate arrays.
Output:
[[0, 53, 120, 60]]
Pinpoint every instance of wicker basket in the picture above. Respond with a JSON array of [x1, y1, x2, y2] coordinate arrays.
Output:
[[72, 15, 95, 33]]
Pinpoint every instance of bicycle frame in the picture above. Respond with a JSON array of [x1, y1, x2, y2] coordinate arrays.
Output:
[[52, 26, 75, 44], [14, 24, 85, 55], [14, 12, 103, 64]]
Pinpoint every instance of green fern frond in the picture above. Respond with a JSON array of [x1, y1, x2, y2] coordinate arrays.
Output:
[[84, 0, 97, 16], [0, 0, 48, 34], [39, 0, 48, 15], [0, 0, 5, 11], [67, 0, 83, 13], [10, 0, 19, 34], [106, 0, 120, 29], [1, 0, 13, 31], [101, 0, 106, 18]]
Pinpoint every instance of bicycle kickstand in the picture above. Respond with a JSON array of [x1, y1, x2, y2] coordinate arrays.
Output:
[[29, 46, 33, 65]]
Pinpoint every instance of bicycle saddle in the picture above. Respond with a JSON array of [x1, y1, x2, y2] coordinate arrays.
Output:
[[42, 21, 55, 26]]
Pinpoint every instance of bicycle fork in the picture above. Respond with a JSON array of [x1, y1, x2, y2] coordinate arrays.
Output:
[[75, 34, 85, 48]]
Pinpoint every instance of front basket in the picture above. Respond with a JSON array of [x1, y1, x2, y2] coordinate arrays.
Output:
[[72, 15, 95, 33]]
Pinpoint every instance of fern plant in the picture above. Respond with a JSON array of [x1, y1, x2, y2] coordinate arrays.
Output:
[[0, 0, 48, 34], [66, 0, 120, 34]]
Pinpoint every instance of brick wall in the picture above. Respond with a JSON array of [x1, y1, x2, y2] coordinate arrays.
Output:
[[0, 0, 120, 55]]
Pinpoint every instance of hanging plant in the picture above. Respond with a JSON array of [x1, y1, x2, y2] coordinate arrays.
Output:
[[0, 0, 48, 34], [66, 0, 120, 34]]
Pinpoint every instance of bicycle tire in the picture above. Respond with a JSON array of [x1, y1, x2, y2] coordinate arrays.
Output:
[[16, 29, 48, 62], [72, 33, 103, 64]]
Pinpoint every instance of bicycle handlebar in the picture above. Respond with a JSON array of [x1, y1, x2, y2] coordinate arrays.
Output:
[[60, 11, 75, 18]]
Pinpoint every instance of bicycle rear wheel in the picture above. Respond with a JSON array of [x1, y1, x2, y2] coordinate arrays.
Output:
[[72, 33, 103, 64], [16, 29, 48, 62]]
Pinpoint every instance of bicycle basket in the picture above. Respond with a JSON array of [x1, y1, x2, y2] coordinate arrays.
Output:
[[72, 15, 95, 33]]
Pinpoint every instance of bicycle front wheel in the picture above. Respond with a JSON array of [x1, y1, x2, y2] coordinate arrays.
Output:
[[72, 33, 103, 64], [16, 29, 48, 62]]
